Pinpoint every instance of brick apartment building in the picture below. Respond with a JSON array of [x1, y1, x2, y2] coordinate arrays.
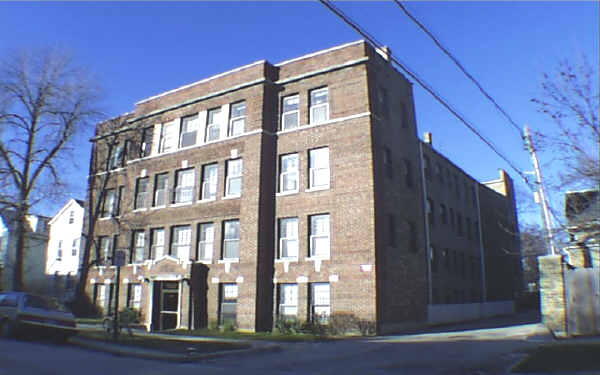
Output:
[[86, 40, 521, 333]]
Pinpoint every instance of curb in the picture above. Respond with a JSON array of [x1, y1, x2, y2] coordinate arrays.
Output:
[[69, 336, 281, 362]]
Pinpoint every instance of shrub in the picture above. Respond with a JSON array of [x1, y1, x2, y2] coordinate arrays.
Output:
[[274, 317, 304, 335], [327, 312, 359, 335], [301, 319, 327, 336], [357, 319, 376, 336], [119, 308, 141, 325]]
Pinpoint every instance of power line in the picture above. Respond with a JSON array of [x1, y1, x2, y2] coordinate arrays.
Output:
[[391, 0, 524, 138], [318, 0, 530, 184]]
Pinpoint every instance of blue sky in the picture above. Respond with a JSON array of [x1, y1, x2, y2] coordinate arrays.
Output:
[[0, 1, 597, 224]]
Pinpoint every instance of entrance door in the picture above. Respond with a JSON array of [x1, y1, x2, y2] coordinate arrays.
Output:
[[151, 281, 179, 330]]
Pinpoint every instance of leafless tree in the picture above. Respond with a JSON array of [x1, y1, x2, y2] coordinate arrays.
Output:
[[0, 49, 102, 291]]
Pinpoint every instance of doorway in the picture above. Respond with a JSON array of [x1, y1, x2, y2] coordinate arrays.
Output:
[[152, 281, 179, 330]]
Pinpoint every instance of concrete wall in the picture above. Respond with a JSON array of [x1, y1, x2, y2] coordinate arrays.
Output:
[[427, 301, 515, 324]]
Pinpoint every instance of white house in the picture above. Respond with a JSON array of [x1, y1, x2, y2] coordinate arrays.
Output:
[[45, 199, 85, 277]]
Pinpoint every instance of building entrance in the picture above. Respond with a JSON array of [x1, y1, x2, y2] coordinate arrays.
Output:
[[152, 281, 179, 330]]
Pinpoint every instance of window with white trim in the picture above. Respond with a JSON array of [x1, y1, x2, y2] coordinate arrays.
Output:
[[205, 108, 221, 142], [132, 230, 145, 264], [71, 238, 78, 256], [278, 284, 298, 319], [134, 177, 149, 209], [225, 159, 243, 197], [179, 114, 199, 148], [279, 154, 299, 193], [309, 214, 330, 258], [108, 144, 123, 170], [200, 163, 218, 200], [159, 122, 177, 153], [174, 168, 194, 204], [141, 126, 153, 157], [310, 87, 329, 124], [197, 223, 214, 261], [154, 173, 168, 207], [278, 217, 298, 259], [68, 210, 75, 224], [281, 95, 299, 130], [98, 236, 112, 265], [219, 283, 237, 325], [222, 220, 240, 259], [171, 225, 191, 261], [127, 284, 142, 310], [310, 283, 330, 322], [102, 188, 117, 218], [309, 147, 330, 189], [228, 101, 246, 137], [151, 228, 165, 259], [57, 240, 63, 260]]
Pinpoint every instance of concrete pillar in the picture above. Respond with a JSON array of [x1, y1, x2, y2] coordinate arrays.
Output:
[[538, 255, 567, 336]]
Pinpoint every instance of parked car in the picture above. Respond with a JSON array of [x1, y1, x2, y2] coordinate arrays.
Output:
[[0, 292, 77, 341]]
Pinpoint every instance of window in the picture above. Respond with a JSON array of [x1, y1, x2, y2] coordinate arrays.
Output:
[[68, 210, 75, 224], [281, 95, 299, 130], [174, 168, 194, 204], [310, 283, 330, 322], [376, 85, 389, 119], [471, 186, 477, 208], [426, 198, 435, 229], [309, 214, 330, 258], [454, 175, 460, 198], [131, 230, 145, 264], [197, 223, 214, 261], [179, 114, 199, 148], [98, 236, 112, 265], [383, 147, 393, 179], [423, 155, 431, 181], [205, 108, 221, 142], [279, 154, 299, 193], [141, 126, 153, 157], [108, 144, 123, 170], [102, 189, 116, 218], [225, 159, 243, 197], [388, 214, 397, 246], [310, 87, 329, 124], [440, 204, 447, 224], [278, 284, 298, 319], [127, 284, 142, 310], [159, 122, 177, 153], [430, 245, 437, 272], [171, 225, 191, 261], [71, 238, 78, 256], [151, 228, 165, 259], [278, 218, 298, 259], [201, 163, 218, 200], [154, 173, 168, 207], [134, 177, 149, 209], [219, 283, 237, 325], [57, 240, 63, 260], [222, 220, 240, 259], [228, 101, 246, 137], [309, 147, 330, 189], [403, 159, 413, 188]]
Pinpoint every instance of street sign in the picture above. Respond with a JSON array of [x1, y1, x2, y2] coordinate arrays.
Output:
[[114, 249, 127, 267]]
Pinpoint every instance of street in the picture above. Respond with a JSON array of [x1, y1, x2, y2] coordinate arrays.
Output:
[[0, 315, 551, 375]]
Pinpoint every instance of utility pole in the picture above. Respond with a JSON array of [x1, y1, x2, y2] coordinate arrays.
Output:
[[524, 125, 557, 255]]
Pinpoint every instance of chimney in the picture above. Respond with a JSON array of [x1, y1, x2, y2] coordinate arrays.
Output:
[[424, 132, 433, 146], [376, 46, 391, 62]]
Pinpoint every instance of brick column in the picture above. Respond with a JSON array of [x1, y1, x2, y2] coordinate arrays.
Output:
[[538, 255, 567, 336]]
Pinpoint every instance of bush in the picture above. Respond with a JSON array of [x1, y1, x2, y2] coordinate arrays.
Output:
[[119, 308, 141, 325], [327, 312, 359, 335], [300, 319, 327, 336], [274, 317, 304, 335], [357, 319, 376, 336]]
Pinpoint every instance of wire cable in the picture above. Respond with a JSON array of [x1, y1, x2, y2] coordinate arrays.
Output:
[[392, 0, 524, 138], [318, 0, 530, 184]]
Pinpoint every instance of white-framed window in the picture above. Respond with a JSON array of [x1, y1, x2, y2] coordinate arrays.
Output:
[[71, 238, 78, 256], [279, 284, 298, 318], [132, 230, 145, 264], [197, 223, 214, 261], [310, 214, 330, 258], [220, 283, 237, 325], [154, 173, 168, 207], [171, 225, 191, 261], [205, 108, 221, 142], [222, 220, 240, 259], [179, 114, 200, 148], [108, 144, 123, 170], [159, 122, 177, 153], [134, 177, 149, 209], [310, 283, 330, 322], [279, 154, 299, 193], [151, 228, 165, 259], [57, 240, 63, 260], [201, 163, 218, 200], [281, 95, 299, 130], [174, 168, 194, 204], [68, 210, 75, 224], [228, 101, 246, 137], [141, 126, 153, 157], [102, 189, 117, 218], [310, 87, 329, 124], [278, 217, 298, 259], [225, 159, 243, 197], [309, 147, 330, 189], [99, 236, 112, 265], [128, 284, 142, 310]]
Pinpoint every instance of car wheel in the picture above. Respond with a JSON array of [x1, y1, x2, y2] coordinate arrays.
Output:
[[0, 319, 16, 339]]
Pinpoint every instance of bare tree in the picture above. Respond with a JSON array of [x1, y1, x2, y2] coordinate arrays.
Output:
[[0, 49, 101, 291]]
